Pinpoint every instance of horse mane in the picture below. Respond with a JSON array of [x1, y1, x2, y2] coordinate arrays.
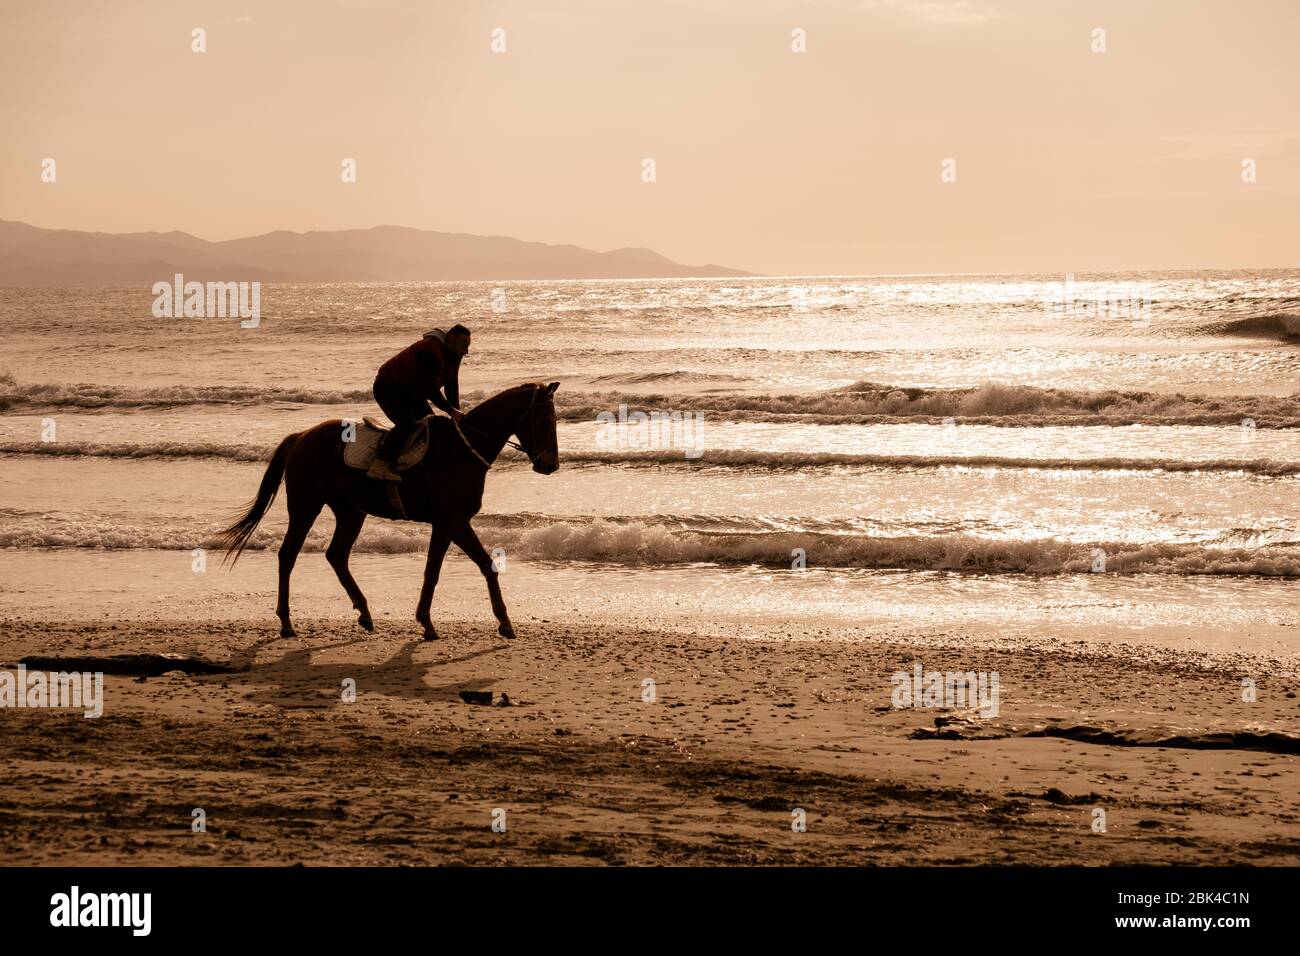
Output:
[[464, 382, 544, 422]]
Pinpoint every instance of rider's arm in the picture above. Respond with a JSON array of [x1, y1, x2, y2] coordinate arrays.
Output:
[[427, 389, 455, 415], [444, 356, 461, 411], [415, 347, 455, 414]]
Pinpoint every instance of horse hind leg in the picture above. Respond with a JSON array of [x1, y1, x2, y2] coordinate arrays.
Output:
[[277, 497, 323, 638], [326, 504, 373, 632]]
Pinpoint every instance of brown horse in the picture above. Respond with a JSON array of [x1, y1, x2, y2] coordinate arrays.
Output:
[[219, 382, 560, 641]]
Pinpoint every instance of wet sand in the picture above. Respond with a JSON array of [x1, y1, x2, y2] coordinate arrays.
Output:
[[1, 616, 1297, 866]]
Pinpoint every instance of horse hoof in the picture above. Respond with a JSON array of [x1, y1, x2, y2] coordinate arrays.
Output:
[[422, 628, 439, 642], [498, 623, 516, 641], [280, 626, 297, 638], [358, 615, 374, 632]]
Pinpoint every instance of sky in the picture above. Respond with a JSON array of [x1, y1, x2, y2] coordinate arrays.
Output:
[[1, 0, 1297, 275]]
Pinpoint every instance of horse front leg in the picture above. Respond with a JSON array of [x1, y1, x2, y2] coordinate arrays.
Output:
[[416, 526, 452, 641], [448, 521, 515, 640]]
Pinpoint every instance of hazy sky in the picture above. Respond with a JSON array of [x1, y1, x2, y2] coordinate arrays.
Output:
[[2, 0, 1297, 274]]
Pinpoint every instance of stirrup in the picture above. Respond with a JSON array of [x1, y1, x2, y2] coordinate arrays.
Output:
[[367, 459, 402, 482]]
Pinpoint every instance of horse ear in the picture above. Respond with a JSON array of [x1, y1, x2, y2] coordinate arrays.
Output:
[[546, 381, 560, 394]]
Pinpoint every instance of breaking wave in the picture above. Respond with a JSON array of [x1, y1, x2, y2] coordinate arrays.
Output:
[[558, 448, 1300, 476], [584, 370, 752, 385], [486, 523, 1300, 575], [1192, 314, 1300, 341], [5, 511, 1300, 577], [0, 373, 371, 412], [4, 439, 1298, 476], [5, 437, 1294, 476], [0, 441, 273, 462], [553, 382, 1300, 428], [8, 371, 1300, 428]]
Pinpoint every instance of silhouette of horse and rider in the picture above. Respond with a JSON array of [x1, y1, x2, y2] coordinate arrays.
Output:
[[220, 324, 559, 641]]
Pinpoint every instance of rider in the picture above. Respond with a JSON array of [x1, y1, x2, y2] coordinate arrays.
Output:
[[367, 324, 471, 481]]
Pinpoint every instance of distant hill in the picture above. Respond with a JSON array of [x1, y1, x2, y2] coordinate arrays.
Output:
[[0, 220, 754, 286]]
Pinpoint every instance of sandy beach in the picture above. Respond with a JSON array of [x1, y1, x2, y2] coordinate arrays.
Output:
[[3, 615, 1296, 866]]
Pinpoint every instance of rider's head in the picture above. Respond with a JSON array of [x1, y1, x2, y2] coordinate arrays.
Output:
[[447, 324, 471, 358]]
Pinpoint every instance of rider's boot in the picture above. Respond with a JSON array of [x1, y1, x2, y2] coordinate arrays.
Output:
[[366, 431, 403, 482]]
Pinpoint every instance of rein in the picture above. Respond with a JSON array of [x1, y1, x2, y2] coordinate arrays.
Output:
[[453, 386, 545, 468], [450, 417, 492, 468]]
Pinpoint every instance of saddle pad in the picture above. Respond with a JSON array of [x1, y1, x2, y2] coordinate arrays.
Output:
[[342, 416, 430, 472]]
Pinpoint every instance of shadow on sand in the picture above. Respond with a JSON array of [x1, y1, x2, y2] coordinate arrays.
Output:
[[232, 629, 510, 710]]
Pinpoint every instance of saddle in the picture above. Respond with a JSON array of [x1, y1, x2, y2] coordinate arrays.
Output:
[[342, 416, 432, 473]]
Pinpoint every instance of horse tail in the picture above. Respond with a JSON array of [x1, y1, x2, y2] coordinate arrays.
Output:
[[218, 433, 296, 565]]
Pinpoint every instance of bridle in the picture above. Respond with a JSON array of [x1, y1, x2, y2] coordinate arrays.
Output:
[[453, 385, 550, 469]]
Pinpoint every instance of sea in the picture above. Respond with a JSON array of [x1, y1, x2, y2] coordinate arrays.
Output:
[[2, 272, 1299, 656]]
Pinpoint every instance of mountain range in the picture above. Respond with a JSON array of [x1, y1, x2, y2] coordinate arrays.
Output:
[[0, 219, 752, 285]]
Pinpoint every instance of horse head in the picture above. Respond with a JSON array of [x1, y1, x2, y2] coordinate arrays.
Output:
[[516, 382, 560, 474]]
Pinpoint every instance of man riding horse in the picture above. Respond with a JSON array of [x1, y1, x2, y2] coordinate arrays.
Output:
[[368, 324, 472, 481], [219, 316, 560, 641]]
